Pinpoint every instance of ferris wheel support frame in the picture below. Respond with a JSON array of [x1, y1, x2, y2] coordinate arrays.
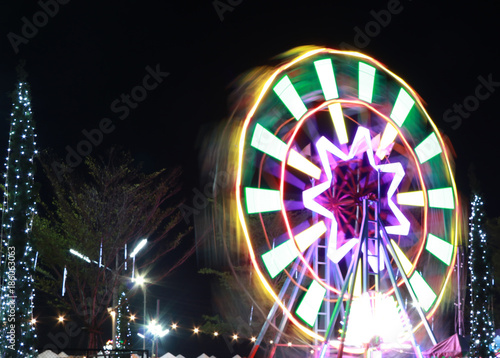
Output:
[[248, 243, 316, 358], [318, 197, 436, 358], [249, 196, 438, 358]]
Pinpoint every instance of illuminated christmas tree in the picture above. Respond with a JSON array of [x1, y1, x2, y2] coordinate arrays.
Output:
[[468, 194, 495, 357], [0, 68, 38, 357], [116, 292, 132, 348]]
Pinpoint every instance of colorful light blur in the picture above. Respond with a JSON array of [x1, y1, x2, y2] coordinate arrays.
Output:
[[197, 46, 460, 352]]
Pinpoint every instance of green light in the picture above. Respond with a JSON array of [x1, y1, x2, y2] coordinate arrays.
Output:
[[414, 132, 442, 164], [358, 62, 376, 103], [261, 221, 326, 278], [314, 58, 339, 100], [425, 233, 453, 266], [390, 88, 415, 127], [428, 187, 455, 209], [296, 280, 326, 326], [251, 123, 287, 161], [262, 239, 299, 279], [273, 75, 307, 120], [409, 271, 437, 311], [245, 187, 281, 214]]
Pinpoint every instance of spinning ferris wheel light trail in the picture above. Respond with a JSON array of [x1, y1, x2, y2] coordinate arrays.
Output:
[[233, 46, 459, 357]]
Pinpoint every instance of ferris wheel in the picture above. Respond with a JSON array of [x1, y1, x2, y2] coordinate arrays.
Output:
[[235, 48, 459, 356]]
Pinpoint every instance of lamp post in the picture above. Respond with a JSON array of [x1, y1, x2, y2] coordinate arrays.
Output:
[[130, 238, 148, 279], [148, 318, 169, 358], [69, 238, 148, 349], [108, 307, 116, 348], [134, 274, 147, 351]]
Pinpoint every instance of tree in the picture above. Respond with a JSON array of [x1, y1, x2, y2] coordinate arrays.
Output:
[[0, 72, 38, 357], [34, 149, 191, 349], [468, 194, 496, 357]]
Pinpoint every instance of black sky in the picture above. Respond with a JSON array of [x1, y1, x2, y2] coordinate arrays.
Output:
[[1, 0, 499, 356]]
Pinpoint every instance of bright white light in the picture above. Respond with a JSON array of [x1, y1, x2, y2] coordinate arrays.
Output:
[[148, 321, 169, 337], [130, 239, 148, 258], [69, 249, 91, 263], [138, 333, 145, 339], [344, 292, 413, 347], [133, 275, 146, 286], [159, 328, 170, 337]]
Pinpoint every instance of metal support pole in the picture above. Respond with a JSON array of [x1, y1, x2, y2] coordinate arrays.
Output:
[[379, 224, 437, 346], [319, 247, 360, 358], [112, 254, 118, 349], [143, 285, 147, 351], [156, 299, 160, 357]]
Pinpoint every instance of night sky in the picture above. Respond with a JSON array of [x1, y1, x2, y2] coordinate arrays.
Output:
[[1, 1, 499, 356]]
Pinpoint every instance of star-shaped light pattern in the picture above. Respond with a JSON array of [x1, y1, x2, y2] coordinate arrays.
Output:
[[302, 126, 410, 273]]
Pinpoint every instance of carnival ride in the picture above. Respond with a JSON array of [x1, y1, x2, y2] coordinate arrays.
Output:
[[234, 48, 459, 357]]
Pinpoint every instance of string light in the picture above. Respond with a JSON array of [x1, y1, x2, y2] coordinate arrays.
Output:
[[116, 292, 132, 348], [468, 194, 496, 357], [0, 79, 38, 357]]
